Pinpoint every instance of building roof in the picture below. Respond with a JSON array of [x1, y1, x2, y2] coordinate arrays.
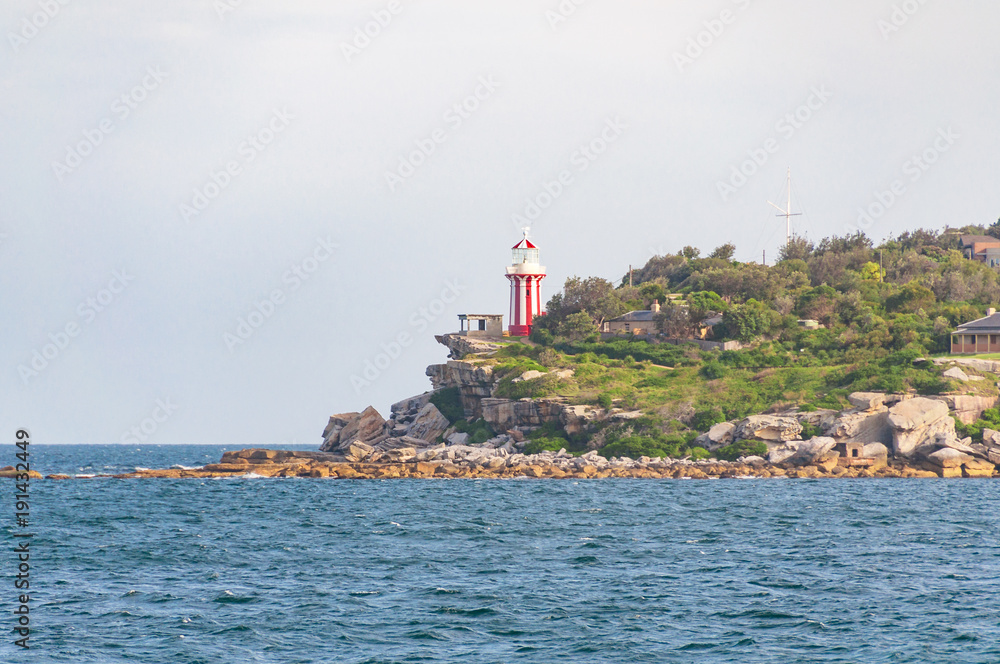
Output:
[[610, 310, 656, 323], [960, 234, 1000, 246], [512, 237, 537, 250], [955, 312, 1000, 332]]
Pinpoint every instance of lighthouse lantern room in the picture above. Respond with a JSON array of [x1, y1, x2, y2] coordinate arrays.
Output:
[[506, 228, 546, 337]]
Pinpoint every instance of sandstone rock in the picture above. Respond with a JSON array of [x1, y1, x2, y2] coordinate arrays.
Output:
[[735, 415, 802, 442], [828, 409, 891, 444], [202, 463, 253, 472], [984, 429, 1000, 448], [815, 453, 840, 472], [862, 442, 889, 467], [320, 413, 359, 451], [512, 370, 546, 383], [390, 393, 433, 417], [561, 404, 599, 435], [768, 445, 799, 465], [936, 395, 999, 425], [0, 468, 42, 479], [250, 449, 280, 460], [741, 455, 766, 466], [931, 356, 1000, 373], [447, 432, 469, 446], [386, 447, 417, 461], [321, 407, 386, 452], [943, 367, 970, 382], [848, 392, 887, 410], [926, 447, 972, 468], [481, 398, 564, 431], [706, 422, 735, 449], [793, 437, 837, 464], [345, 441, 375, 462], [425, 359, 496, 418], [405, 403, 450, 443], [434, 333, 504, 360], [963, 459, 996, 477], [887, 397, 954, 457], [937, 435, 985, 459]]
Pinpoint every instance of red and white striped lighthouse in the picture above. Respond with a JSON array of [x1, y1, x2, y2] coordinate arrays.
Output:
[[506, 229, 546, 337]]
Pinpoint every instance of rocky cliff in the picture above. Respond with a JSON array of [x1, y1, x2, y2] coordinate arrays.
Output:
[[317, 334, 1000, 479]]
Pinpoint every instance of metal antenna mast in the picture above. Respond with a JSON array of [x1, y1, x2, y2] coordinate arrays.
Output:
[[767, 168, 802, 247]]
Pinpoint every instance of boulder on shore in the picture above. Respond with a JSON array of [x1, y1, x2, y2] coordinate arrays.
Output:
[[404, 403, 450, 443], [828, 408, 891, 444], [735, 416, 802, 442], [792, 437, 837, 464], [887, 397, 954, 458], [320, 406, 386, 452]]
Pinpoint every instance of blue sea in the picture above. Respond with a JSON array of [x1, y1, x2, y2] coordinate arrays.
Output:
[[6, 444, 1000, 663]]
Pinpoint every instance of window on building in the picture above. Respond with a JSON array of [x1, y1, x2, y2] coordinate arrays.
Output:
[[970, 335, 976, 345], [478, 320, 486, 331]]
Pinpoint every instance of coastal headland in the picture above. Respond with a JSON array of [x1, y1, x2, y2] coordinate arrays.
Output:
[[46, 335, 1000, 481]]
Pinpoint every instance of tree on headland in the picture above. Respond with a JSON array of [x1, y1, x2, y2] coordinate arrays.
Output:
[[680, 245, 700, 260], [778, 236, 814, 262], [708, 243, 736, 261]]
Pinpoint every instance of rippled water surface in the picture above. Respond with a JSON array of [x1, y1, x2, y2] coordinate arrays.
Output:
[[10, 446, 1000, 662]]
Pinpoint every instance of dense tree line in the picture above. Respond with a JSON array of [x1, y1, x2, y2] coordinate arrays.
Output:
[[532, 225, 999, 358]]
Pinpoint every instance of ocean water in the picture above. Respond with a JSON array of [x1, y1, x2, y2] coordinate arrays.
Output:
[[6, 445, 1000, 663]]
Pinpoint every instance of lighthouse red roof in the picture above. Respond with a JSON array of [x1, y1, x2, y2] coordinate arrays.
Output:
[[512, 237, 537, 250]]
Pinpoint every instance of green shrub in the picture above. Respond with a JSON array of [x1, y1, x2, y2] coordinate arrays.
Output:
[[453, 418, 496, 445], [690, 407, 724, 431], [524, 436, 569, 455], [955, 408, 1000, 443], [494, 374, 563, 399], [430, 388, 464, 423], [599, 436, 673, 459], [715, 440, 768, 461], [799, 421, 821, 440], [689, 446, 712, 460], [597, 392, 613, 409], [700, 361, 728, 380]]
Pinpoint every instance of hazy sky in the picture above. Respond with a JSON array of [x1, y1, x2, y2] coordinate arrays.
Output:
[[3, 1, 998, 445]]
